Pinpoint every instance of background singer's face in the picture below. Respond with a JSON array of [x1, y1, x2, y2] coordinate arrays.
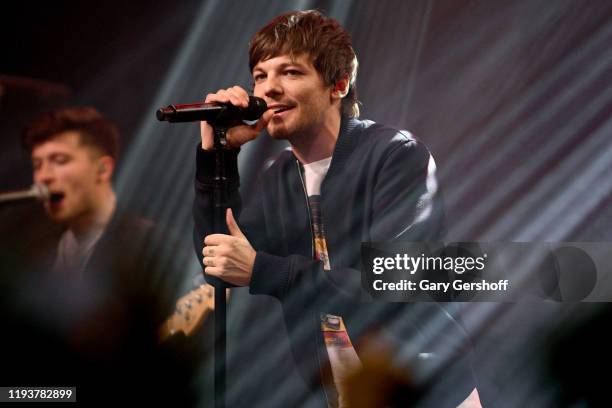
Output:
[[31, 131, 104, 225], [252, 53, 336, 141]]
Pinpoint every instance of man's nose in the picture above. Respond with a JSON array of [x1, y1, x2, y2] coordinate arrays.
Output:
[[34, 163, 54, 185], [262, 75, 282, 98]]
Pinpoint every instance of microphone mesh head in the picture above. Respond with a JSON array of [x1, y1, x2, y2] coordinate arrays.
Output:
[[33, 183, 50, 201]]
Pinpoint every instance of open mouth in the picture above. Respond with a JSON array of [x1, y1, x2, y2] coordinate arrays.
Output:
[[49, 192, 65, 204], [271, 105, 293, 114]]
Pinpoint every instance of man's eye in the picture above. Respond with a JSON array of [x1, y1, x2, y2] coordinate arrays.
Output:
[[54, 155, 70, 165], [285, 70, 300, 76], [254, 74, 266, 82]]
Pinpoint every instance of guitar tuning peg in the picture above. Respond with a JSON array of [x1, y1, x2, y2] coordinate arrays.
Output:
[[185, 312, 191, 321], [195, 294, 203, 303], [185, 300, 193, 309]]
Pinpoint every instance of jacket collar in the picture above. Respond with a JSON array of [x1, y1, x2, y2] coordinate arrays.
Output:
[[327, 116, 363, 175], [290, 116, 364, 174]]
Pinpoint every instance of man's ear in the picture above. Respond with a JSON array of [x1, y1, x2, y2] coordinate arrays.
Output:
[[332, 77, 350, 100], [97, 155, 115, 182]]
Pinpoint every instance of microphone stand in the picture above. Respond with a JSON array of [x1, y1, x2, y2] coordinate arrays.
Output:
[[210, 124, 231, 408], [155, 101, 266, 408]]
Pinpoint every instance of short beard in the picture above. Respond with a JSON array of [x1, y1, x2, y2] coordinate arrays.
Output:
[[266, 123, 290, 140]]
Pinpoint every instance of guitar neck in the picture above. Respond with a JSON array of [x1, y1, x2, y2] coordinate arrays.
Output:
[[158, 284, 217, 342]]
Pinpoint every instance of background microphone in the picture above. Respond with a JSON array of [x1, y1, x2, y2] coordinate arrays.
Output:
[[0, 184, 49, 206], [156, 96, 267, 124]]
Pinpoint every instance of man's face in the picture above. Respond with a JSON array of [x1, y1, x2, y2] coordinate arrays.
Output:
[[31, 131, 104, 225], [252, 53, 337, 141]]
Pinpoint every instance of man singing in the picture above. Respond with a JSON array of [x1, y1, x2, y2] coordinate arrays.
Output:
[[194, 10, 480, 407], [6, 106, 193, 405]]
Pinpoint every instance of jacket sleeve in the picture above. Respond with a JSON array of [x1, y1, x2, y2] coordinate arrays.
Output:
[[192, 145, 271, 268], [193, 146, 238, 266]]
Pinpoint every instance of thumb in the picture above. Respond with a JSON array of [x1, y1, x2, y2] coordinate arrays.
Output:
[[226, 208, 246, 238], [254, 109, 274, 132]]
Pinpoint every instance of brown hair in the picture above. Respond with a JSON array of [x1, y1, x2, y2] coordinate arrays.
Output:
[[249, 10, 359, 117], [22, 106, 119, 160]]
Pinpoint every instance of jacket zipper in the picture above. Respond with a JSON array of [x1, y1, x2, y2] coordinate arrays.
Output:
[[296, 160, 315, 258]]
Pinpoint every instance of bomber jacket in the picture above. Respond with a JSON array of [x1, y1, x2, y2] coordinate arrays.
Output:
[[194, 116, 472, 406]]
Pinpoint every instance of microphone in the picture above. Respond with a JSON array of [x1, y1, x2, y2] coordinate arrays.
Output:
[[156, 96, 268, 124], [0, 184, 50, 206]]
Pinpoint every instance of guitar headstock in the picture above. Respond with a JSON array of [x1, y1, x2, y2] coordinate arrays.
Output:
[[159, 284, 215, 342]]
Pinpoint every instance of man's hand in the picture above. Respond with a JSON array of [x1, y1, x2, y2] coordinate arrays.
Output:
[[200, 86, 273, 150], [202, 208, 256, 286]]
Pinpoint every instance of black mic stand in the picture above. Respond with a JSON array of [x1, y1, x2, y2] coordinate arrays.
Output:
[[156, 99, 266, 408], [209, 123, 234, 408]]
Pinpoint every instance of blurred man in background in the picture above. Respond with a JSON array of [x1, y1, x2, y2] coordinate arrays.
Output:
[[1, 106, 198, 406]]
